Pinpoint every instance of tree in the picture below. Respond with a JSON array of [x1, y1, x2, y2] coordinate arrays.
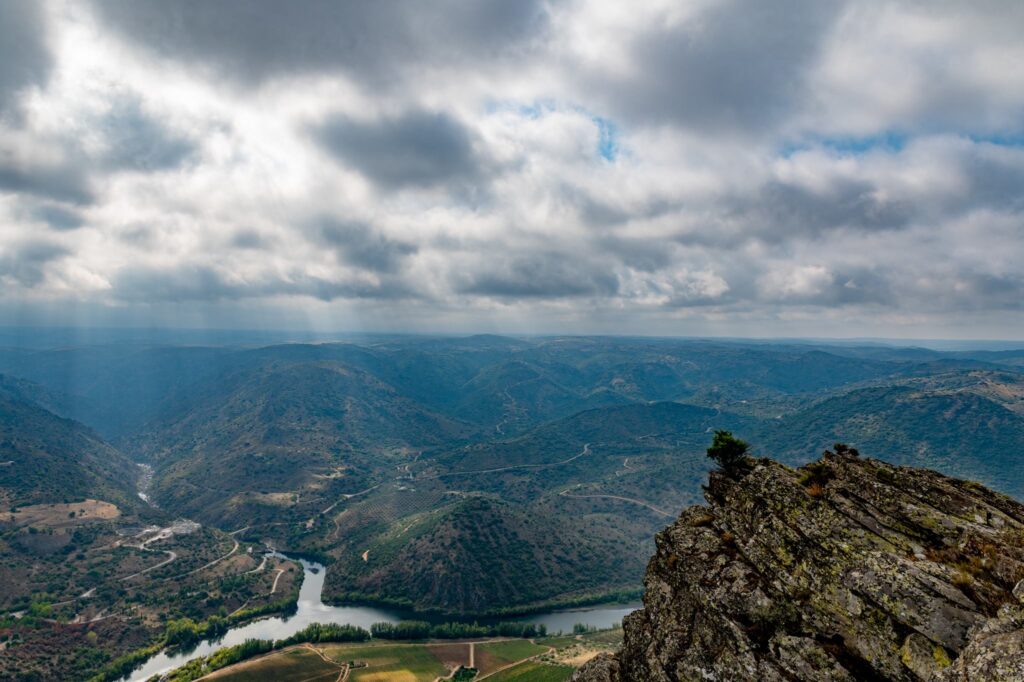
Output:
[[706, 430, 749, 471]]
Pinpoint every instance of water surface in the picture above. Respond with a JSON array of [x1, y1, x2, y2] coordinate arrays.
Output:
[[121, 554, 639, 681]]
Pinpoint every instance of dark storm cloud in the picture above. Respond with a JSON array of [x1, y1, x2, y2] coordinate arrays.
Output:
[[0, 155, 94, 205], [456, 253, 620, 298], [32, 204, 85, 231], [0, 97, 195, 206], [0, 3, 52, 115], [315, 219, 417, 273], [590, 0, 845, 133], [954, 145, 1024, 214], [112, 264, 414, 303], [89, 0, 547, 87], [100, 98, 197, 172], [313, 111, 483, 190], [595, 236, 674, 272], [567, 184, 682, 229], [0, 241, 69, 287], [756, 178, 913, 238], [925, 271, 1024, 312]]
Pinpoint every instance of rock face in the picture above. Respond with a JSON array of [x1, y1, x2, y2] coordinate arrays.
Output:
[[573, 449, 1024, 681]]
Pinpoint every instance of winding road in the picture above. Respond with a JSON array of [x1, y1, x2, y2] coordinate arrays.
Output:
[[173, 537, 239, 579], [559, 489, 674, 517], [426, 443, 592, 480], [120, 549, 178, 581]]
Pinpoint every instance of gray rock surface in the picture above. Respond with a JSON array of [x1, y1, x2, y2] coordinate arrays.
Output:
[[573, 449, 1024, 681]]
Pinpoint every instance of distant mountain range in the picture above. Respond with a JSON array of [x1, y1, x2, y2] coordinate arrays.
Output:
[[2, 335, 1024, 616]]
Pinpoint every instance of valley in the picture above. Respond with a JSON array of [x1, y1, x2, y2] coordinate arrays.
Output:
[[3, 334, 1024, 680]]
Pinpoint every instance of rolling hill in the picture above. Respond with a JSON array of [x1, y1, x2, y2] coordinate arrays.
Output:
[[759, 384, 1024, 498], [137, 361, 477, 524], [324, 495, 644, 614], [0, 378, 139, 509]]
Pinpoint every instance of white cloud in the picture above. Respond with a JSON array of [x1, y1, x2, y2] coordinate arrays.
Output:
[[0, 1, 1021, 338]]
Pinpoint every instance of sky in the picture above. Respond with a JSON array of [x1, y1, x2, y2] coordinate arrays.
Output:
[[1, 1, 1023, 339]]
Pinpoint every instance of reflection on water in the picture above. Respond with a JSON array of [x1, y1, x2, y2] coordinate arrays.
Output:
[[121, 553, 639, 682]]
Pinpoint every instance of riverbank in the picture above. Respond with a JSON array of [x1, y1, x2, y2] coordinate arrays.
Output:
[[324, 585, 644, 620], [107, 553, 639, 682]]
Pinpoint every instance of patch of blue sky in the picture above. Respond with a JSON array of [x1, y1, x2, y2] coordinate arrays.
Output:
[[779, 131, 908, 158], [592, 115, 619, 161], [485, 98, 621, 162], [780, 129, 1024, 158], [483, 98, 556, 119], [969, 132, 1024, 147]]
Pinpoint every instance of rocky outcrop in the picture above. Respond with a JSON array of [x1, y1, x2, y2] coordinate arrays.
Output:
[[574, 448, 1024, 681]]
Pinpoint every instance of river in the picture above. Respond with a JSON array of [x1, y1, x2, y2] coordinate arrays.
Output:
[[120, 553, 640, 681]]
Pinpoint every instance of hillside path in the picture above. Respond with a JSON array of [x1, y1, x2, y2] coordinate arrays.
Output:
[[559, 489, 673, 517]]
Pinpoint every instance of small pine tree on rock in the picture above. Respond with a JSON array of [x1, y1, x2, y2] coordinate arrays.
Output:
[[706, 430, 750, 471]]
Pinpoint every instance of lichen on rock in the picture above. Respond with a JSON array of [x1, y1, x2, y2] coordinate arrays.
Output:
[[573, 448, 1024, 681]]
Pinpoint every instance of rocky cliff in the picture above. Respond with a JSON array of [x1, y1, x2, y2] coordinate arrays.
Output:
[[573, 448, 1024, 681]]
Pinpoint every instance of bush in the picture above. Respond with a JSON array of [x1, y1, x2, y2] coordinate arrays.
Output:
[[706, 430, 749, 471]]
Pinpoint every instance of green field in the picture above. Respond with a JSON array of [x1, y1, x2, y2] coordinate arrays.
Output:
[[581, 629, 624, 646], [205, 646, 339, 682], [484, 660, 574, 682], [322, 642, 448, 682], [474, 639, 549, 673], [538, 636, 580, 650]]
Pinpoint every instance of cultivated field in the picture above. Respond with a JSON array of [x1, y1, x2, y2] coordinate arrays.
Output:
[[474, 639, 548, 675], [482, 660, 573, 681], [202, 638, 560, 682]]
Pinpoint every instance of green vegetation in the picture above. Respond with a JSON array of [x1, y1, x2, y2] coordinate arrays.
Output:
[[475, 639, 548, 672], [329, 642, 449, 681], [276, 622, 370, 646], [484, 660, 574, 681], [198, 645, 339, 682], [706, 430, 749, 471], [133, 625, 370, 682], [156, 639, 275, 682], [6, 337, 1024, 679], [371, 620, 546, 640], [0, 390, 139, 509], [758, 384, 1024, 497]]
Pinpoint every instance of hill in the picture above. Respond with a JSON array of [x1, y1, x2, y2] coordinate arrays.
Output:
[[0, 380, 139, 509], [137, 361, 477, 524], [758, 384, 1024, 498], [324, 495, 643, 614], [574, 449, 1024, 681]]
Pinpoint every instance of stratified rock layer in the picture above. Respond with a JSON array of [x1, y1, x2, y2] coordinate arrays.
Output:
[[574, 450, 1024, 681]]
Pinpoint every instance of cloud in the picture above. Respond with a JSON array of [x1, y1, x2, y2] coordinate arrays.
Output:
[[88, 0, 547, 87], [0, 140, 94, 204], [0, 240, 69, 288], [455, 253, 620, 299], [312, 110, 484, 191], [31, 204, 85, 231], [110, 264, 414, 303], [99, 97, 197, 172], [1, 1, 1023, 338], [0, 4, 52, 115], [315, 218, 417, 273], [580, 0, 846, 134]]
